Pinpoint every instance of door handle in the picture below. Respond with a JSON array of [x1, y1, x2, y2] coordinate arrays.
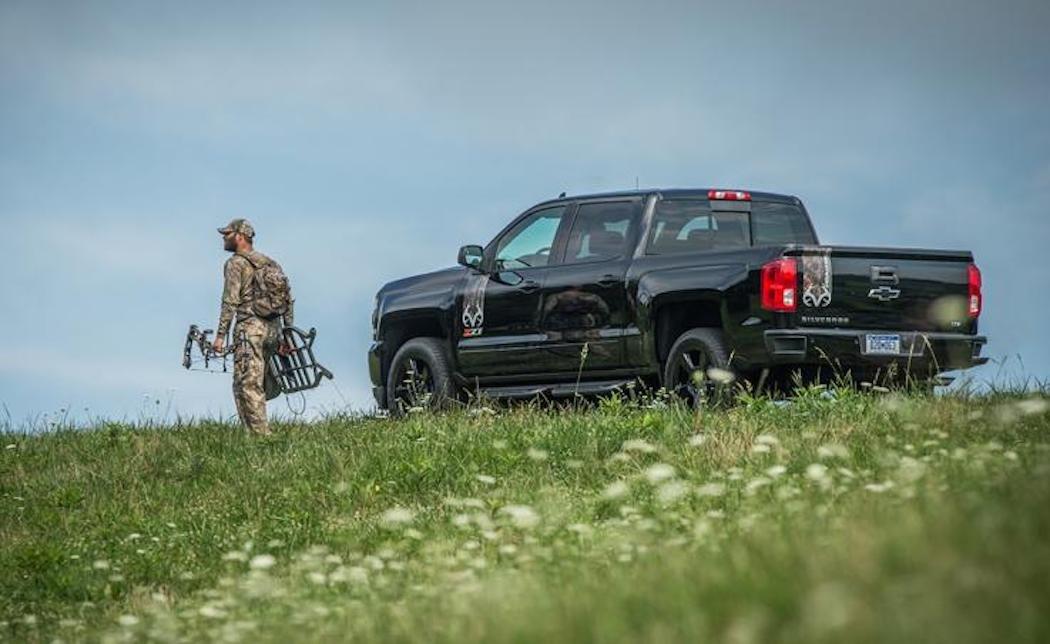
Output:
[[517, 279, 540, 294], [870, 265, 899, 285], [596, 274, 620, 288]]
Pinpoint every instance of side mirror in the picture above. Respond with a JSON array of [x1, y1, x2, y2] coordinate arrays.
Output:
[[457, 244, 484, 270]]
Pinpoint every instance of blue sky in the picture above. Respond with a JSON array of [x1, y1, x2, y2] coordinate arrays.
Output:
[[1, 0, 1048, 427]]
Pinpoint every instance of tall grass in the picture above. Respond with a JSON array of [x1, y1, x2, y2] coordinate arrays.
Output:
[[2, 388, 1048, 642]]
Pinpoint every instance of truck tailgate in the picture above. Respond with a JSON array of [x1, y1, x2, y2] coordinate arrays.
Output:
[[787, 246, 976, 333]]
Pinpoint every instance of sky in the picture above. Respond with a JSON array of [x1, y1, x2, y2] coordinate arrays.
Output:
[[1, 0, 1048, 428]]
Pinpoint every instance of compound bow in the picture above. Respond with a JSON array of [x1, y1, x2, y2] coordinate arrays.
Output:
[[182, 324, 234, 372]]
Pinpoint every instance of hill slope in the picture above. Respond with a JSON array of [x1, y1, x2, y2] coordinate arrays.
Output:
[[2, 389, 1049, 642]]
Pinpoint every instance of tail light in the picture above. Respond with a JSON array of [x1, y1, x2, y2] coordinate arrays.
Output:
[[967, 263, 982, 318], [761, 258, 797, 312]]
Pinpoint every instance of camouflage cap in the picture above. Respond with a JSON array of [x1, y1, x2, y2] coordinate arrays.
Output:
[[217, 218, 255, 238]]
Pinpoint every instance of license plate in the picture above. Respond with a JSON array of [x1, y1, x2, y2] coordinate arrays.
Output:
[[865, 334, 901, 355]]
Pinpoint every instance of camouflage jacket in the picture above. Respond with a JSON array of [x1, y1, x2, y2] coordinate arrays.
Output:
[[217, 250, 295, 338]]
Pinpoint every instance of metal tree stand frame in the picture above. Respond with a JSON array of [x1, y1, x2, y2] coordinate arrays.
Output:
[[268, 326, 334, 394]]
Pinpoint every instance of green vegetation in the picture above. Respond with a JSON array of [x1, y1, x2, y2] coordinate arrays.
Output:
[[2, 388, 1049, 642]]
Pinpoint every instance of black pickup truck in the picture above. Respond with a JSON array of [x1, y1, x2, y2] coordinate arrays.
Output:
[[369, 188, 987, 411]]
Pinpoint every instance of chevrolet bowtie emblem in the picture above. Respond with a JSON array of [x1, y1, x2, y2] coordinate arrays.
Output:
[[867, 286, 901, 302]]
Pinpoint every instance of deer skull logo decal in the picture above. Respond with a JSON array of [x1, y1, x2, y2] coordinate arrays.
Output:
[[461, 273, 489, 337], [801, 247, 833, 308]]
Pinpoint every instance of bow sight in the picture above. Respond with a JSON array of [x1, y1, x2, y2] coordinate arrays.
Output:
[[182, 323, 333, 394]]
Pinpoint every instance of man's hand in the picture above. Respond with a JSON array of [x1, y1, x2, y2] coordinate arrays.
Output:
[[277, 329, 293, 356], [212, 337, 225, 355]]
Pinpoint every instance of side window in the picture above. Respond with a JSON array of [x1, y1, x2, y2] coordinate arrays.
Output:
[[647, 200, 749, 254], [495, 206, 567, 270], [564, 201, 636, 264]]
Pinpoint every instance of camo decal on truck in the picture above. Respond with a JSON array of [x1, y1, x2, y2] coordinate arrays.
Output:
[[461, 273, 489, 337], [801, 246, 833, 308]]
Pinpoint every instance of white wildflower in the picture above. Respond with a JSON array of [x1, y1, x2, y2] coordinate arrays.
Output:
[[567, 523, 593, 536], [706, 367, 736, 384], [602, 480, 630, 500], [688, 434, 707, 447], [864, 481, 895, 493], [765, 465, 787, 478], [744, 477, 771, 495], [222, 551, 248, 562], [696, 482, 726, 497], [198, 605, 226, 619], [307, 571, 327, 585], [117, 615, 139, 627], [93, 560, 110, 570], [380, 506, 416, 527], [817, 443, 849, 460], [643, 463, 676, 484], [249, 554, 276, 571], [621, 439, 657, 453], [526, 447, 549, 461], [805, 463, 829, 481], [751, 443, 771, 454], [1016, 397, 1049, 416], [755, 434, 780, 446], [343, 566, 369, 585], [897, 456, 926, 483], [498, 544, 518, 556], [127, 533, 142, 541], [656, 480, 690, 505], [499, 505, 540, 529], [475, 474, 496, 485], [4, 444, 15, 450]]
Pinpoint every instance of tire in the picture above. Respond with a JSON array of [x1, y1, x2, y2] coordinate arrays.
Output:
[[662, 328, 734, 407], [385, 337, 455, 414]]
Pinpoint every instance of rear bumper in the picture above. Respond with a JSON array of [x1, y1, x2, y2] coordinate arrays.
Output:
[[368, 341, 386, 406], [763, 329, 987, 372]]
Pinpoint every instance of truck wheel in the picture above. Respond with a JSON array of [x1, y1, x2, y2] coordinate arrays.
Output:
[[386, 338, 454, 415], [662, 328, 734, 407]]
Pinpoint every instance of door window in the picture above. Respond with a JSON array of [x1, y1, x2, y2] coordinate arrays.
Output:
[[563, 201, 636, 264], [495, 206, 567, 270]]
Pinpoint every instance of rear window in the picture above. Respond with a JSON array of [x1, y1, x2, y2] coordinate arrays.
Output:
[[647, 201, 748, 255], [646, 199, 815, 254], [752, 202, 816, 245]]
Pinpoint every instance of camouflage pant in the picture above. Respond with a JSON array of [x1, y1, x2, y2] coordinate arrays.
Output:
[[232, 317, 279, 435]]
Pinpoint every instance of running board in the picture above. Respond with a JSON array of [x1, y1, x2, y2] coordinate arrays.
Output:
[[478, 379, 634, 400]]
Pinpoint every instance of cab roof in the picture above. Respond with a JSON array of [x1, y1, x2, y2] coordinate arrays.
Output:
[[534, 188, 801, 208]]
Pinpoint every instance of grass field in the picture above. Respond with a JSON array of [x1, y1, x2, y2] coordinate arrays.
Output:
[[2, 387, 1049, 642]]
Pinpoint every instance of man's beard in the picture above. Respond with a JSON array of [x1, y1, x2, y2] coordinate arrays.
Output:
[[224, 236, 236, 252]]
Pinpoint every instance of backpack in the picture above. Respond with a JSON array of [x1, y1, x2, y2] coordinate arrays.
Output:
[[239, 252, 292, 319]]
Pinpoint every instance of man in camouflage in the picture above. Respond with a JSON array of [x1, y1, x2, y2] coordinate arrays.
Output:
[[211, 219, 293, 435]]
